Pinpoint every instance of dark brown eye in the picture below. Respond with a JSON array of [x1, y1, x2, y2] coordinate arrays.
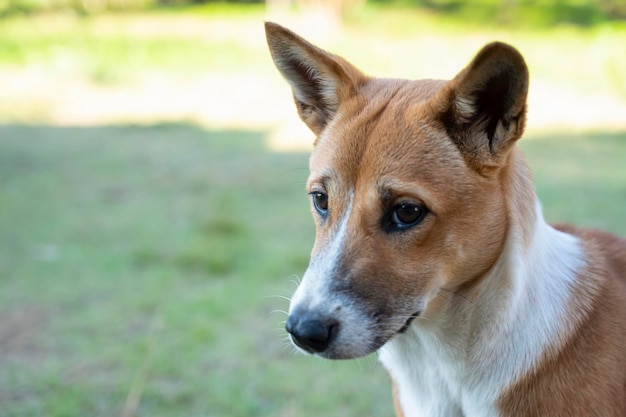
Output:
[[311, 192, 328, 216], [391, 203, 425, 229]]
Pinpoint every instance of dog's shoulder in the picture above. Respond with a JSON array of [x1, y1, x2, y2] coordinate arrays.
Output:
[[553, 223, 626, 286]]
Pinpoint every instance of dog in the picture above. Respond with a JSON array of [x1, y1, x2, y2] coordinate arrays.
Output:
[[265, 22, 626, 417]]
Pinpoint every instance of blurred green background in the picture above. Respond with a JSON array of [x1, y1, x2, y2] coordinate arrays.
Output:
[[0, 1, 625, 416]]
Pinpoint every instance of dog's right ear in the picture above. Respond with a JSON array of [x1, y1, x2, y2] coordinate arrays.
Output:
[[265, 22, 366, 135]]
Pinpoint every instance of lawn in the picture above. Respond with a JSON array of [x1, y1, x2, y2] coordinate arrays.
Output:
[[0, 123, 395, 417], [1, 123, 625, 417], [0, 3, 625, 417]]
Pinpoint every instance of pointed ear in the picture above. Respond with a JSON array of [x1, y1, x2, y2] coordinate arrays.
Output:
[[265, 22, 366, 135], [435, 42, 529, 173]]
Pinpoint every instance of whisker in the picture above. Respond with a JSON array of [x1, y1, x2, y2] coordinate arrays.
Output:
[[273, 329, 287, 337], [287, 274, 302, 288], [263, 294, 292, 302], [272, 322, 287, 331], [283, 340, 300, 355], [270, 309, 289, 316]]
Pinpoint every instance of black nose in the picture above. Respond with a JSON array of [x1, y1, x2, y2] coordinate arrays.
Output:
[[286, 311, 338, 354]]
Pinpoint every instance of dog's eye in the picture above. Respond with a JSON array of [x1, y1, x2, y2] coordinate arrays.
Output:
[[311, 191, 329, 216], [391, 203, 426, 229]]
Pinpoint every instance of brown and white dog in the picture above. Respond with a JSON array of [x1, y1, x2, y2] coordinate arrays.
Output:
[[265, 22, 626, 417]]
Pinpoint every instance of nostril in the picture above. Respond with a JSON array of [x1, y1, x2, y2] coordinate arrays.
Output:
[[286, 313, 338, 354], [302, 320, 332, 343]]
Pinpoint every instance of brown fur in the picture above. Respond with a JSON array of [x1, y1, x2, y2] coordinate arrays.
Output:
[[498, 226, 626, 417]]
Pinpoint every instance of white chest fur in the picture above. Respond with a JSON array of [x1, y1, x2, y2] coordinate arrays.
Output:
[[379, 209, 585, 417], [379, 324, 499, 417]]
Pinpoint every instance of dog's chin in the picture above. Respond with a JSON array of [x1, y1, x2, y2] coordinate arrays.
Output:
[[289, 332, 386, 360], [314, 342, 381, 360]]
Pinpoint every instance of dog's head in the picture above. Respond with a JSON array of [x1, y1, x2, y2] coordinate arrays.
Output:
[[266, 22, 529, 359]]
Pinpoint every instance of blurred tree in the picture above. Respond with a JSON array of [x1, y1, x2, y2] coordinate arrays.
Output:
[[267, 0, 365, 20], [372, 0, 626, 23], [0, 0, 623, 22]]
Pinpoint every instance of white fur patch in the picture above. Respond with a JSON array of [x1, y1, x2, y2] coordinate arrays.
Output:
[[290, 191, 353, 314], [379, 201, 585, 417], [289, 191, 379, 358]]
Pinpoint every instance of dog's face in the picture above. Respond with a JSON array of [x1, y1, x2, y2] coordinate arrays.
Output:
[[266, 23, 528, 359]]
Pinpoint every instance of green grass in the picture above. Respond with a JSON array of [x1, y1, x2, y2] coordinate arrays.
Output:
[[523, 131, 626, 233], [0, 123, 392, 417], [0, 123, 625, 417], [0, 12, 269, 83]]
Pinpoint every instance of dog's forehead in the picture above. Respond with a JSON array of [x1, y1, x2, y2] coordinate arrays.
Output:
[[309, 78, 466, 190]]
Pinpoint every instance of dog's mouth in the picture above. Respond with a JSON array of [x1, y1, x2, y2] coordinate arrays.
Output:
[[286, 306, 424, 360], [397, 311, 421, 334]]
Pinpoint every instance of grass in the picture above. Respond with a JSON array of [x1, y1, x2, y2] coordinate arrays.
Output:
[[523, 131, 626, 233], [0, 123, 392, 417], [0, 123, 625, 417], [0, 12, 268, 82], [0, 3, 625, 416]]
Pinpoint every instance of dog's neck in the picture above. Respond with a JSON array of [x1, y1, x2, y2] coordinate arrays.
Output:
[[474, 148, 589, 357], [379, 148, 589, 416]]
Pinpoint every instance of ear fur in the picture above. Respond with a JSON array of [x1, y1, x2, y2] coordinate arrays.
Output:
[[265, 22, 366, 135], [436, 42, 529, 173]]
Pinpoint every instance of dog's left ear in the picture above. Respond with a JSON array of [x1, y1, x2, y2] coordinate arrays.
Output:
[[435, 42, 529, 173]]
